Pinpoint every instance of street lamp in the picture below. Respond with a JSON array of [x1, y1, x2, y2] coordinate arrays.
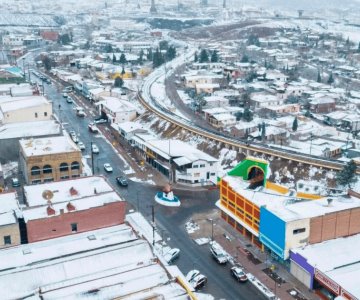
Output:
[[22, 57, 25, 79], [90, 141, 95, 175], [207, 218, 215, 241]]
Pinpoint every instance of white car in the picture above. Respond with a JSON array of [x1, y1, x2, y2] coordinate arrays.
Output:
[[103, 163, 113, 172], [78, 141, 85, 150], [70, 133, 78, 143], [164, 248, 180, 264], [186, 270, 207, 290], [91, 144, 99, 154]]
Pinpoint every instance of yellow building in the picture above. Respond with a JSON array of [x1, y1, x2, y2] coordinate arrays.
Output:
[[0, 192, 21, 249], [19, 136, 83, 184], [217, 157, 322, 249]]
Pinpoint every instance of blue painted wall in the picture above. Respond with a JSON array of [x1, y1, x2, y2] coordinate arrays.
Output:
[[259, 206, 286, 259]]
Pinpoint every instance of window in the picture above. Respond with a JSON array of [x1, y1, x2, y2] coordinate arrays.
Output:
[[193, 165, 199, 168], [293, 228, 306, 235], [31, 166, 40, 175], [71, 223, 78, 233], [35, 112, 38, 118], [71, 161, 80, 170], [59, 162, 69, 172], [43, 165, 52, 174], [200, 164, 205, 168], [44, 112, 48, 117], [4, 235, 11, 245]]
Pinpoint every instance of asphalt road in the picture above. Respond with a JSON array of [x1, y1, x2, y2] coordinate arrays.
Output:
[[26, 61, 267, 299]]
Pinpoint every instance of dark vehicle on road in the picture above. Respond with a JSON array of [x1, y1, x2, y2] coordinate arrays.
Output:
[[116, 176, 128, 187]]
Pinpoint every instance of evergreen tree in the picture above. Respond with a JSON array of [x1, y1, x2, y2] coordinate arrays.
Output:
[[194, 51, 198, 62], [59, 33, 71, 45], [264, 59, 267, 68], [241, 55, 249, 63], [138, 49, 144, 64], [226, 72, 231, 83], [235, 112, 243, 121], [258, 123, 261, 131], [358, 42, 360, 53], [292, 117, 298, 132], [327, 73, 334, 85], [336, 160, 358, 188], [147, 48, 153, 61], [261, 122, 266, 140], [121, 66, 125, 76], [152, 48, 164, 68], [317, 70, 322, 83], [199, 49, 209, 63], [114, 77, 124, 88], [210, 50, 219, 63], [42, 56, 52, 71], [105, 44, 113, 53], [243, 108, 253, 122], [159, 40, 169, 51], [166, 46, 176, 60], [112, 54, 117, 64], [119, 53, 127, 65]]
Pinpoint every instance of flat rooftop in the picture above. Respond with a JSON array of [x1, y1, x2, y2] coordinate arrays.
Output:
[[292, 234, 360, 298], [0, 224, 189, 299], [19, 135, 79, 157], [24, 176, 115, 207], [0, 192, 21, 226], [223, 175, 360, 222]]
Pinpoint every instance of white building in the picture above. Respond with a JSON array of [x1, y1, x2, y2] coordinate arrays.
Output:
[[145, 139, 219, 186], [0, 96, 52, 124], [98, 96, 137, 123]]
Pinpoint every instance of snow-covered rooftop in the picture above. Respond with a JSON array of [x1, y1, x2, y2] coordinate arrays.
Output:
[[19, 135, 79, 157], [224, 174, 360, 222], [23, 176, 115, 207], [0, 192, 21, 226], [0, 96, 49, 113], [0, 120, 60, 140], [292, 234, 360, 298], [0, 224, 189, 299], [146, 139, 218, 163]]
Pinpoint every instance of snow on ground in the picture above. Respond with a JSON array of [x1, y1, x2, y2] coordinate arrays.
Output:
[[81, 157, 92, 176], [129, 177, 156, 185], [1, 161, 18, 179]]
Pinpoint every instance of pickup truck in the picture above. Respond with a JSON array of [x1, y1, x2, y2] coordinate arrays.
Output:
[[88, 122, 99, 133]]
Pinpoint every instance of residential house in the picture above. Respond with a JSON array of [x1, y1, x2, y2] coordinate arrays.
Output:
[[111, 121, 148, 144], [309, 97, 336, 113]]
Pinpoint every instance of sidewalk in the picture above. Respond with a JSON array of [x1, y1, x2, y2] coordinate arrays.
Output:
[[188, 210, 319, 300]]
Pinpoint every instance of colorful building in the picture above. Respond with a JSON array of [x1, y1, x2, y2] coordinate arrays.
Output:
[[217, 157, 360, 260], [290, 234, 360, 300]]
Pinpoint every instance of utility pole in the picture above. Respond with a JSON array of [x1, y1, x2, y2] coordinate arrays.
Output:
[[152, 205, 155, 246], [91, 141, 95, 175], [22, 57, 25, 79], [309, 133, 313, 155]]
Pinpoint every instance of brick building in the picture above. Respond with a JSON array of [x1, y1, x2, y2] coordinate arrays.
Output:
[[23, 176, 126, 243], [19, 136, 83, 184]]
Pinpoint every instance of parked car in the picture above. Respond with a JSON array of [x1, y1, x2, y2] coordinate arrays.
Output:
[[94, 118, 107, 124], [186, 270, 200, 283], [230, 266, 248, 282], [91, 144, 99, 154], [210, 241, 228, 264], [103, 163, 113, 172], [88, 122, 99, 133], [11, 178, 20, 187], [164, 248, 180, 264], [69, 132, 78, 143], [45, 78, 51, 84], [190, 274, 207, 290], [77, 141, 85, 150], [76, 109, 85, 117], [62, 92, 68, 98], [116, 176, 128, 187], [66, 97, 73, 104]]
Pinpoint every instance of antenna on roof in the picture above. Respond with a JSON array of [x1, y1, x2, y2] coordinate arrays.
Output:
[[42, 190, 54, 201]]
